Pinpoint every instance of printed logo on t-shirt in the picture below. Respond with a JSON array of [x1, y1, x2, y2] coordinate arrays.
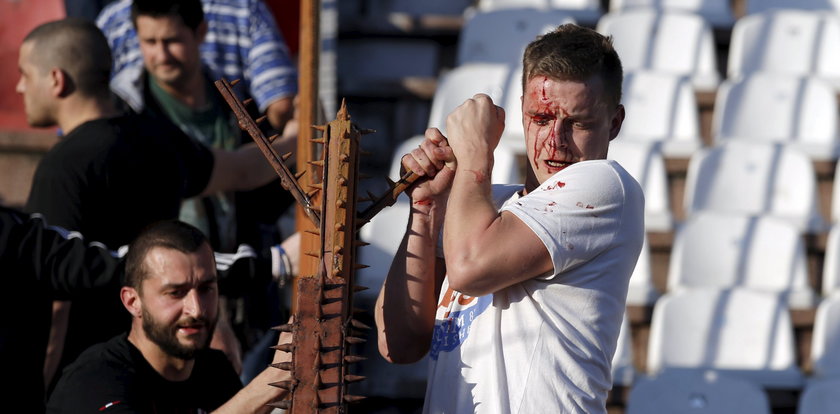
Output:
[[430, 288, 492, 360]]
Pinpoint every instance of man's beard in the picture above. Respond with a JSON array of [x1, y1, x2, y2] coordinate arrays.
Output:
[[142, 307, 216, 360]]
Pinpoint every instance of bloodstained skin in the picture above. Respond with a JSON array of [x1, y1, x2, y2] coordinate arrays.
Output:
[[529, 76, 569, 172], [465, 169, 487, 183], [413, 199, 432, 206]]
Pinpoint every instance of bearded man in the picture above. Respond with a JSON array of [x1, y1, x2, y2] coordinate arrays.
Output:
[[47, 220, 291, 413]]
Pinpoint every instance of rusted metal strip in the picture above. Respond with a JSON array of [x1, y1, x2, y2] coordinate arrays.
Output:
[[214, 78, 321, 228]]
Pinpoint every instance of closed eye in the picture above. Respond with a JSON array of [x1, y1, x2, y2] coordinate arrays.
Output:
[[167, 289, 187, 299], [531, 114, 553, 126]]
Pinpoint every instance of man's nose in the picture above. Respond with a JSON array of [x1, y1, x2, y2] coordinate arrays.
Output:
[[151, 42, 170, 61], [553, 119, 569, 148], [183, 289, 203, 316]]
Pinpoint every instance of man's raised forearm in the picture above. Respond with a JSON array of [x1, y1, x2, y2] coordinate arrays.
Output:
[[375, 201, 445, 364]]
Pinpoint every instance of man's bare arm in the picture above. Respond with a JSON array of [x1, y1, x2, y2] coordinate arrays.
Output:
[[212, 322, 293, 414], [375, 130, 454, 364], [442, 95, 554, 296], [375, 208, 447, 364], [201, 132, 296, 196]]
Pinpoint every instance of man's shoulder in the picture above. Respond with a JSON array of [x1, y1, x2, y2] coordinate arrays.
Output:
[[48, 335, 139, 412], [59, 335, 137, 384], [75, 335, 135, 367], [543, 160, 640, 192], [39, 120, 122, 166]]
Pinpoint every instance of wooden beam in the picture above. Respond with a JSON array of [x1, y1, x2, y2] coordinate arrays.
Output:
[[296, 0, 322, 286]]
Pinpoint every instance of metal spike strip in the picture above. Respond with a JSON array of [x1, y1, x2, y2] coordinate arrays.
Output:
[[214, 78, 321, 228], [315, 99, 360, 413], [355, 168, 423, 227], [289, 272, 326, 414], [280, 100, 373, 414]]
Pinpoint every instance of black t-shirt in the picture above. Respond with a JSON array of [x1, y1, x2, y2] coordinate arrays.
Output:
[[0, 206, 273, 413], [24, 113, 215, 392], [47, 334, 242, 413], [26, 113, 214, 248]]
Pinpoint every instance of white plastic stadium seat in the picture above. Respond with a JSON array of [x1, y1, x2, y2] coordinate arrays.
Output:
[[745, 0, 840, 16], [500, 65, 526, 147], [596, 9, 720, 91], [476, 0, 602, 25], [608, 140, 673, 232], [728, 10, 840, 90], [822, 225, 840, 295], [617, 70, 703, 158], [667, 211, 816, 309], [456, 8, 575, 66], [797, 378, 840, 414], [609, 0, 735, 29], [683, 141, 826, 234], [627, 370, 771, 414], [647, 288, 804, 389], [426, 63, 512, 135], [712, 73, 840, 161], [809, 293, 840, 378]]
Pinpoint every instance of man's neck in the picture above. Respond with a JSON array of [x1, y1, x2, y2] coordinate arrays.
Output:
[[56, 95, 120, 136], [127, 328, 195, 382], [151, 71, 207, 109]]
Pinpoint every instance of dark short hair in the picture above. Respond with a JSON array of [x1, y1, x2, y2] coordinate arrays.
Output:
[[131, 0, 205, 32], [522, 24, 623, 108], [125, 220, 211, 290], [23, 18, 112, 99]]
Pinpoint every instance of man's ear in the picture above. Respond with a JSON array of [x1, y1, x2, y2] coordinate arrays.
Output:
[[49, 68, 73, 98], [121, 286, 142, 318], [609, 104, 625, 141]]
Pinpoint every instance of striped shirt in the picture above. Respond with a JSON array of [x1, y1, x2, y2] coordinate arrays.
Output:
[[96, 0, 297, 111]]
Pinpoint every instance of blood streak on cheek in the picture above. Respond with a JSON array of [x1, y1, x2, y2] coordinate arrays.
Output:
[[414, 199, 432, 206], [532, 104, 553, 171]]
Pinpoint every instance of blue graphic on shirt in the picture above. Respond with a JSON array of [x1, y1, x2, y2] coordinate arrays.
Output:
[[429, 294, 493, 360]]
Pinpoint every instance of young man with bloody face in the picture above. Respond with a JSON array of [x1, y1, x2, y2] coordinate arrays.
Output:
[[375, 24, 644, 413]]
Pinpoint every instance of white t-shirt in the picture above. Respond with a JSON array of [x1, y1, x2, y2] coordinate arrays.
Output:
[[424, 160, 645, 414]]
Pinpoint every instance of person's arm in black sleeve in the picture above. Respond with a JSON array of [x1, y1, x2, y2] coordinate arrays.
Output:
[[214, 245, 271, 297], [215, 233, 298, 297], [2, 204, 290, 300], [1, 206, 123, 299]]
